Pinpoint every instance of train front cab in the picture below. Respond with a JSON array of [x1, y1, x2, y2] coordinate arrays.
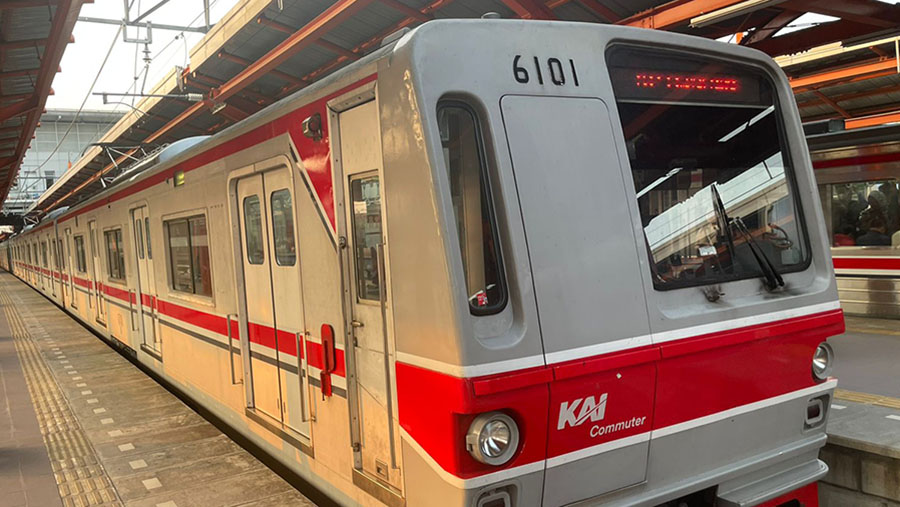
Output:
[[383, 22, 842, 506]]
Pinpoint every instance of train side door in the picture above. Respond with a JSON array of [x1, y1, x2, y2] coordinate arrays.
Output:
[[65, 228, 75, 308], [57, 236, 66, 304], [235, 167, 311, 438], [338, 99, 403, 491], [89, 220, 106, 324], [131, 206, 160, 354], [263, 166, 311, 437], [51, 234, 59, 298]]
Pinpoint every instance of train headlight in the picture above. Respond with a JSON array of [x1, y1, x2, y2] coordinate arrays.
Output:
[[812, 342, 834, 380], [465, 412, 519, 466]]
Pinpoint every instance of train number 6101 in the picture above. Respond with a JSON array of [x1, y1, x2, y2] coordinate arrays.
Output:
[[513, 55, 580, 86]]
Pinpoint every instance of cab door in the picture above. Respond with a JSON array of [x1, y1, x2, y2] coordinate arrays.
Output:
[[338, 99, 403, 491], [500, 95, 654, 506]]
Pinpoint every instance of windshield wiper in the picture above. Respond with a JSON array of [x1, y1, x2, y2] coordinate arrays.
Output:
[[710, 184, 736, 274], [732, 217, 785, 291], [710, 184, 784, 291]]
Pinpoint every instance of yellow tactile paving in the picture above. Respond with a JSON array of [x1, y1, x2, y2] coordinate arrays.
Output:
[[0, 286, 123, 507], [834, 388, 900, 410]]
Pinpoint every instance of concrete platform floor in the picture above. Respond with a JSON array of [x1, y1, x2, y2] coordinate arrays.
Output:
[[0, 273, 315, 507], [831, 316, 900, 399]]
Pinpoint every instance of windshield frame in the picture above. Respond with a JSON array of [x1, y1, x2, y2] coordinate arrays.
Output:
[[606, 43, 812, 291]]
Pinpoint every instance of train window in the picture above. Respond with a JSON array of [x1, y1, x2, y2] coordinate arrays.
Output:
[[41, 242, 47, 267], [608, 47, 810, 290], [74, 236, 86, 273], [824, 181, 900, 247], [350, 175, 382, 301], [437, 102, 507, 314], [165, 215, 212, 297], [104, 229, 126, 280], [270, 189, 296, 266], [58, 240, 65, 270], [145, 217, 152, 259], [243, 196, 265, 265]]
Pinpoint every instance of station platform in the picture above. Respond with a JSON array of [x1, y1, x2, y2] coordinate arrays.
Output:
[[0, 273, 316, 507], [820, 314, 900, 506], [831, 315, 900, 399]]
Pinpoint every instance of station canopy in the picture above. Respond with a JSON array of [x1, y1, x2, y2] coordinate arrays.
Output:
[[25, 0, 900, 217], [0, 0, 81, 213]]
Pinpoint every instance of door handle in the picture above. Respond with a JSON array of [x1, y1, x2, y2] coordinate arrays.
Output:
[[350, 320, 364, 328]]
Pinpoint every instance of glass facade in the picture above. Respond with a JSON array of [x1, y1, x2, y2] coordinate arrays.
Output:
[[4, 110, 122, 214]]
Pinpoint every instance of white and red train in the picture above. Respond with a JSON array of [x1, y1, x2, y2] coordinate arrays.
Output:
[[2, 19, 842, 507], [811, 135, 900, 318]]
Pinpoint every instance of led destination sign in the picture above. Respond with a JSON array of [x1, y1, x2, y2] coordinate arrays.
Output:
[[633, 73, 740, 93], [610, 65, 762, 105]]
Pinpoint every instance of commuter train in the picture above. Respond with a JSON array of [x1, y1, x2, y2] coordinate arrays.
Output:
[[0, 19, 843, 507], [812, 137, 900, 318]]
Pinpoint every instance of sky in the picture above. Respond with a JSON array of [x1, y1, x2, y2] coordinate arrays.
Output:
[[47, 0, 241, 112]]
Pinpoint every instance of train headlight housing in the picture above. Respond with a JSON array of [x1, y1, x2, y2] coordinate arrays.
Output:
[[812, 342, 834, 380], [466, 412, 519, 466]]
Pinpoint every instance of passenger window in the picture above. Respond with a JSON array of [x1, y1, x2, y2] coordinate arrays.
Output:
[[104, 229, 125, 280], [270, 189, 296, 266], [145, 217, 152, 259], [166, 215, 213, 297], [74, 236, 86, 273], [58, 240, 65, 269], [135, 219, 144, 259], [243, 196, 265, 265], [823, 180, 900, 247], [350, 175, 382, 301], [437, 103, 507, 314], [189, 216, 212, 296]]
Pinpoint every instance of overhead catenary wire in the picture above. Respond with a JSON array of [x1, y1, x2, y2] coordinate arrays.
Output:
[[12, 0, 224, 203], [15, 23, 125, 197]]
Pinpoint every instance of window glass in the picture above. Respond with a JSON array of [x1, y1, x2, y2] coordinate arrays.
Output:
[[166, 216, 212, 296], [145, 217, 152, 259], [74, 236, 86, 273], [243, 196, 264, 265], [189, 216, 212, 296], [41, 242, 47, 267], [825, 181, 900, 247], [167, 219, 193, 293], [438, 104, 506, 313], [104, 229, 125, 280], [57, 240, 64, 269], [135, 219, 144, 259], [271, 189, 296, 266], [608, 47, 809, 289], [350, 176, 382, 301]]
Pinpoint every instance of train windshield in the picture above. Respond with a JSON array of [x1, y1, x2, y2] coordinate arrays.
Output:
[[608, 47, 809, 290]]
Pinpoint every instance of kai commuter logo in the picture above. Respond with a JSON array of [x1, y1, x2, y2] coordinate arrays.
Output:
[[558, 393, 608, 430]]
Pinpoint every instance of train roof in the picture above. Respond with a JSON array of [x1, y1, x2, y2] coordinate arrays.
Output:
[[19, 18, 783, 235]]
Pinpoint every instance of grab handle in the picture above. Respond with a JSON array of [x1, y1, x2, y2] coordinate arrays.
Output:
[[227, 313, 241, 385], [376, 243, 397, 469]]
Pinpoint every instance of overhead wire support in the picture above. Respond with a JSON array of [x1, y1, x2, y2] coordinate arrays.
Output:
[[76, 16, 209, 34]]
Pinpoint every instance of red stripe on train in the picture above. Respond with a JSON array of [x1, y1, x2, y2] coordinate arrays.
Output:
[[833, 257, 900, 271], [397, 309, 844, 480]]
